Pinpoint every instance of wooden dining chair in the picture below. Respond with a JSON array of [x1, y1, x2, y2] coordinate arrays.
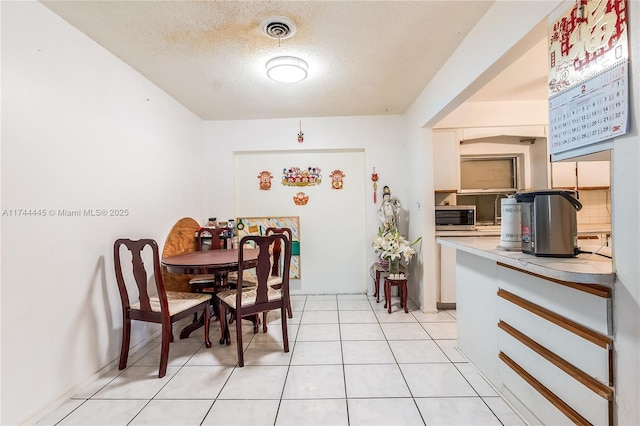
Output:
[[114, 238, 212, 378], [265, 227, 293, 319], [189, 227, 227, 293], [216, 234, 292, 367]]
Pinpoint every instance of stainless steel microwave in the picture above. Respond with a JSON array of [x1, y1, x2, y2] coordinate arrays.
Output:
[[435, 205, 476, 230]]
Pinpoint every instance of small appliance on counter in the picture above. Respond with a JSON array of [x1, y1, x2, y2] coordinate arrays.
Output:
[[515, 190, 582, 257], [435, 205, 476, 230], [497, 196, 521, 251]]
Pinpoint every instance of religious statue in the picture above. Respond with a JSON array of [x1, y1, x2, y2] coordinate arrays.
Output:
[[378, 185, 400, 233]]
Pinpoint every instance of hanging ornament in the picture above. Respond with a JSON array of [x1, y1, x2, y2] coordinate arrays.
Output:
[[371, 167, 379, 203], [297, 120, 304, 143]]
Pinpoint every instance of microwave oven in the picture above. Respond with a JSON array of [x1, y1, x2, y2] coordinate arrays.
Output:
[[435, 205, 476, 230]]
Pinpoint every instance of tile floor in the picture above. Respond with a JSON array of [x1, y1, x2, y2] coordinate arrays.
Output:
[[32, 294, 526, 425]]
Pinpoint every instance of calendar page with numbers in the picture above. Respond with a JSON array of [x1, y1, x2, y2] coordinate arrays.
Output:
[[549, 60, 628, 154], [547, 0, 629, 156]]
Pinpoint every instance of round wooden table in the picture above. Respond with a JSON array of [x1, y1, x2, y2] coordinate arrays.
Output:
[[162, 248, 259, 338]]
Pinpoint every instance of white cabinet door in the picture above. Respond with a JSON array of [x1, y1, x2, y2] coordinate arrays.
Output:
[[551, 161, 576, 189], [577, 161, 610, 189], [433, 130, 459, 192], [439, 244, 457, 304]]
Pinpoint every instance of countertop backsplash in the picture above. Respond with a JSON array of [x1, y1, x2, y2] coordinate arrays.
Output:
[[577, 189, 611, 224]]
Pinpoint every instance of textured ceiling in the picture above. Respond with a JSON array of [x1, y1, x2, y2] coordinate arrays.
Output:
[[41, 1, 546, 121]]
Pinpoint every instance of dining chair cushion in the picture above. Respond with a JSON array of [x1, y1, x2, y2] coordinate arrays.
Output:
[[217, 286, 282, 309], [188, 274, 217, 284], [130, 291, 211, 316]]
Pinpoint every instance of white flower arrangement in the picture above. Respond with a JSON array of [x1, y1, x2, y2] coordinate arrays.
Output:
[[372, 229, 421, 263]]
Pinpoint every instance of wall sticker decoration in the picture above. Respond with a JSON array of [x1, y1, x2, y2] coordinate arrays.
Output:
[[257, 170, 273, 190], [293, 192, 309, 205], [282, 166, 322, 186], [330, 169, 346, 190]]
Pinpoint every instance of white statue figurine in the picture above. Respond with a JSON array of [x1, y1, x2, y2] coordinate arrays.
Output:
[[378, 185, 400, 233]]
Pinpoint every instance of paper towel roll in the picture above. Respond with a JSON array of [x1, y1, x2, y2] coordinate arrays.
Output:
[[499, 197, 521, 250]]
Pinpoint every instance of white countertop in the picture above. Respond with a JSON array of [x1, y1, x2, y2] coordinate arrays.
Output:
[[437, 236, 615, 286], [436, 223, 611, 237]]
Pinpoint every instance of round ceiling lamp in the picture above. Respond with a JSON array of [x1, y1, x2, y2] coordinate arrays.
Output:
[[266, 56, 308, 83]]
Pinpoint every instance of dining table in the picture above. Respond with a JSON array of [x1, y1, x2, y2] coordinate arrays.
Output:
[[161, 247, 259, 339]]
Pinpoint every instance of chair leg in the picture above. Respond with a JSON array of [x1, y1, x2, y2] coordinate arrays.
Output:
[[236, 311, 244, 367], [262, 311, 268, 333], [218, 303, 229, 345], [286, 298, 293, 319], [203, 302, 212, 348], [281, 306, 289, 353], [159, 320, 171, 378], [119, 317, 131, 370]]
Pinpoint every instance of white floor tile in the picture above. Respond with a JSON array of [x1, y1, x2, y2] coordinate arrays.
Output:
[[340, 323, 386, 341], [282, 365, 346, 399], [92, 366, 178, 399], [203, 399, 280, 425], [375, 309, 418, 323], [422, 322, 458, 339], [304, 299, 338, 311], [29, 399, 85, 425], [388, 340, 450, 363], [155, 365, 233, 399], [482, 396, 527, 426], [344, 364, 411, 398], [31, 293, 527, 426], [400, 363, 477, 397], [415, 397, 502, 425], [381, 322, 431, 340], [342, 340, 396, 364], [300, 310, 339, 324], [338, 310, 378, 323], [456, 363, 499, 396], [276, 399, 348, 425], [290, 341, 343, 365], [338, 299, 373, 310], [218, 365, 288, 399], [296, 324, 341, 341], [347, 398, 424, 426], [129, 399, 213, 425], [56, 400, 148, 425]]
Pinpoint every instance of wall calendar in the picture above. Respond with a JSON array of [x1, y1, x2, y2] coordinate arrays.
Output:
[[548, 0, 629, 155]]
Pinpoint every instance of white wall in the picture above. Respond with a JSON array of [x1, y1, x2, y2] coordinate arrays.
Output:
[[234, 149, 367, 294], [203, 116, 414, 297], [1, 2, 204, 424]]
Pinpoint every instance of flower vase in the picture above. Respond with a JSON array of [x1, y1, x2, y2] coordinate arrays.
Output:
[[389, 258, 400, 275]]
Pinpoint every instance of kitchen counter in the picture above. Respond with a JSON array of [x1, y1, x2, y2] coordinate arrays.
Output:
[[437, 236, 614, 285], [435, 223, 611, 237]]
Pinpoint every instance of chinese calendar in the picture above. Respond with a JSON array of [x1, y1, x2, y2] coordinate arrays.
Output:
[[548, 0, 629, 155], [549, 60, 628, 154]]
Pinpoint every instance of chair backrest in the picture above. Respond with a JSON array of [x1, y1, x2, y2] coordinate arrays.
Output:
[[237, 234, 291, 307], [114, 238, 167, 313], [265, 227, 292, 277], [161, 217, 200, 292], [195, 227, 225, 251]]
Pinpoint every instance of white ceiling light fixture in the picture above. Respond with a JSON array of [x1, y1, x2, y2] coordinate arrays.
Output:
[[266, 56, 308, 83]]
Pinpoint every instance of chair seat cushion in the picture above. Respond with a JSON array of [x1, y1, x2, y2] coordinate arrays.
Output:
[[227, 270, 282, 287], [131, 291, 211, 316], [189, 274, 217, 285], [217, 287, 282, 309]]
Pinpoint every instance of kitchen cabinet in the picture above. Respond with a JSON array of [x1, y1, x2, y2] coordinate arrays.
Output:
[[551, 161, 577, 189], [551, 161, 610, 189], [577, 161, 610, 189], [443, 238, 614, 426], [433, 130, 459, 192], [437, 243, 456, 305]]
